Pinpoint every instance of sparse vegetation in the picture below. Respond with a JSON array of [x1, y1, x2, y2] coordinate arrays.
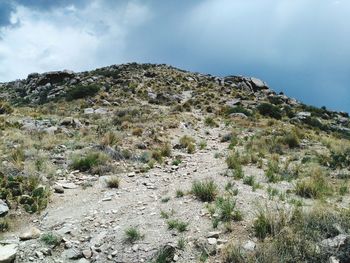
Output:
[[41, 232, 61, 246], [124, 227, 143, 243], [167, 219, 188, 232], [192, 179, 218, 202], [71, 152, 108, 172], [66, 84, 100, 101], [106, 176, 120, 188], [295, 166, 331, 198]]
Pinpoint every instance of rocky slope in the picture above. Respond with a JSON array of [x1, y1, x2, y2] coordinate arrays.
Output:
[[0, 63, 349, 263]]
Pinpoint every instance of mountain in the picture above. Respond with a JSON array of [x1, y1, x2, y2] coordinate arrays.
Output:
[[0, 63, 349, 263]]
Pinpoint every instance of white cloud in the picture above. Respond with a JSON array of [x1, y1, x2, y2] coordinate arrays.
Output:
[[0, 1, 151, 81]]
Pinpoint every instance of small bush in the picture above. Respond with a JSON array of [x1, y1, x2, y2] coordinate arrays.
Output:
[[179, 135, 196, 154], [243, 175, 255, 186], [167, 219, 188, 232], [124, 227, 143, 243], [0, 101, 13, 115], [295, 167, 331, 199], [226, 152, 241, 170], [179, 135, 195, 148], [0, 218, 9, 232], [204, 116, 218, 127], [176, 190, 184, 198], [106, 176, 120, 188], [265, 160, 280, 183], [257, 103, 282, 120], [160, 143, 172, 157], [253, 206, 290, 239], [192, 179, 218, 202], [215, 197, 242, 222], [71, 152, 108, 172], [224, 105, 252, 117], [132, 127, 143, 136], [199, 140, 207, 150], [152, 245, 176, 263], [41, 232, 61, 246], [66, 84, 100, 101], [222, 243, 246, 263], [281, 132, 300, 148], [101, 131, 120, 147]]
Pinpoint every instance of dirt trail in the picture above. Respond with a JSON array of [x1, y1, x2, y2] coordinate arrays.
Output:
[[8, 125, 269, 263]]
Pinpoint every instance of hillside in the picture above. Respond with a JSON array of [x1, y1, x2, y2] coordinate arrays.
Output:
[[0, 63, 349, 263]]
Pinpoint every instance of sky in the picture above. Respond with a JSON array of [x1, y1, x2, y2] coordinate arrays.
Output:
[[0, 0, 349, 113]]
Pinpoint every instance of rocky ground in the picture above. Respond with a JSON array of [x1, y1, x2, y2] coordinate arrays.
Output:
[[0, 63, 349, 263]]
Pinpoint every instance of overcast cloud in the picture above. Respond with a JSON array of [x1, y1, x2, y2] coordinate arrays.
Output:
[[0, 0, 349, 112]]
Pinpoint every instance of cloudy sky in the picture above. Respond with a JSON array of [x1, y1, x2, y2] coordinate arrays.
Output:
[[0, 0, 349, 112]]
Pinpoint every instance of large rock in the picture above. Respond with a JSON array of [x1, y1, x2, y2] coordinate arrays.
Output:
[[19, 227, 41, 241], [0, 243, 18, 263], [321, 234, 349, 248], [250, 77, 268, 89], [0, 200, 9, 217]]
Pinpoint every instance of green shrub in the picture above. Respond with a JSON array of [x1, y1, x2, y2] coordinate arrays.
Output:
[[222, 243, 246, 263], [249, 206, 350, 262], [295, 167, 331, 199], [215, 197, 242, 222], [152, 245, 176, 263], [71, 152, 108, 172], [179, 135, 196, 154], [265, 160, 280, 183], [199, 140, 207, 150], [330, 147, 350, 169], [224, 105, 252, 117], [160, 143, 172, 157], [124, 227, 143, 243], [226, 152, 241, 170], [41, 232, 61, 246], [192, 179, 218, 202], [0, 101, 13, 115], [280, 132, 300, 148], [106, 176, 120, 188], [243, 175, 255, 186], [167, 219, 188, 232], [0, 219, 9, 232], [204, 116, 218, 127], [253, 206, 290, 239], [257, 103, 282, 120], [66, 84, 100, 101]]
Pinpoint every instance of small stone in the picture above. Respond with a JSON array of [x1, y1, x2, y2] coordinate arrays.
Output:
[[173, 254, 179, 261], [329, 256, 340, 263], [242, 240, 256, 251], [62, 248, 82, 260], [35, 251, 44, 260], [53, 185, 64, 194], [20, 227, 41, 241], [132, 244, 139, 252], [82, 249, 92, 259], [207, 238, 217, 245], [127, 172, 136, 177], [61, 183, 78, 189], [207, 231, 221, 239]]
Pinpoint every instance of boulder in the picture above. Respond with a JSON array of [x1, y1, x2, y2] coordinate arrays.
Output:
[[250, 77, 268, 89], [60, 117, 82, 128], [0, 200, 9, 217], [0, 243, 17, 263], [321, 234, 349, 248], [20, 227, 41, 241]]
